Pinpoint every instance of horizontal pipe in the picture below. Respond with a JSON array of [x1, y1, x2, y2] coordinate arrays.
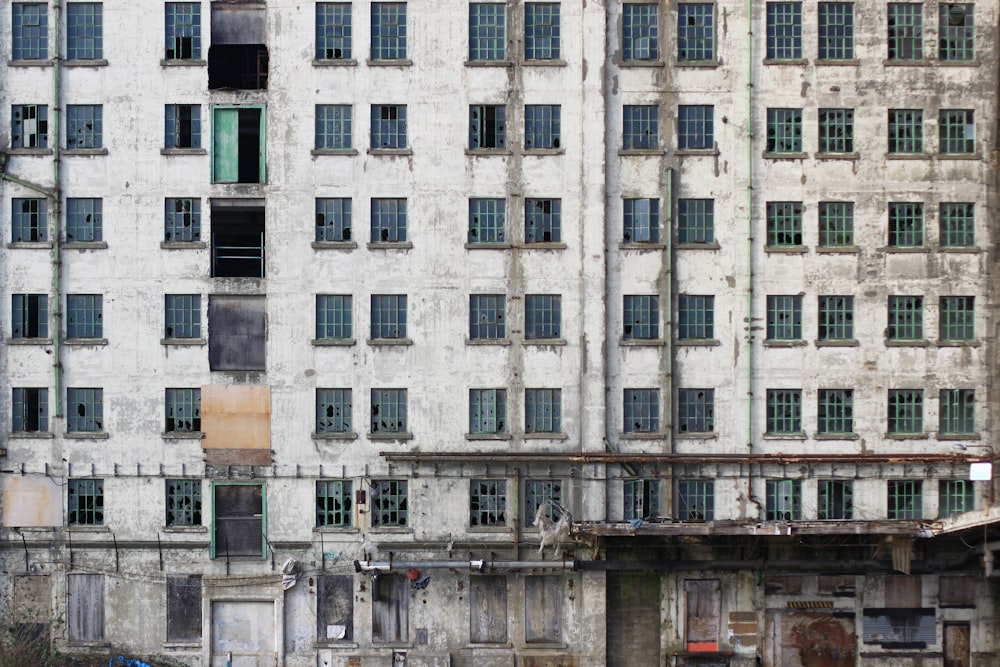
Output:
[[381, 450, 991, 464], [354, 558, 574, 573]]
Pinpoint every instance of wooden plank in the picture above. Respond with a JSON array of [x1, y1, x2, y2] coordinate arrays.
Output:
[[944, 622, 971, 667], [884, 575, 921, 607], [524, 576, 562, 643], [685, 579, 720, 647], [201, 384, 270, 451], [606, 572, 660, 667], [470, 576, 507, 644], [2, 475, 62, 527], [939, 575, 975, 608], [67, 574, 104, 642]]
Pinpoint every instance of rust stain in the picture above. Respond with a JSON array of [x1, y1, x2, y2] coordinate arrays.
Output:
[[201, 385, 271, 450], [786, 613, 856, 667]]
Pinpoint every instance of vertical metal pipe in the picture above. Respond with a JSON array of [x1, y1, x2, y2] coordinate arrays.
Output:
[[52, 0, 64, 417], [745, 0, 758, 517]]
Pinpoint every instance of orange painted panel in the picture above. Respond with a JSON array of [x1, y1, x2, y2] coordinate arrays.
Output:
[[201, 385, 271, 450], [2, 475, 62, 527], [687, 642, 719, 652]]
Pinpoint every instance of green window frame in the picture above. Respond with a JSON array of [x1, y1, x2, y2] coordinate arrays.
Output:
[[66, 197, 102, 243], [165, 2, 201, 60], [67, 2, 102, 60], [766, 108, 802, 154], [766, 479, 802, 520], [370, 389, 407, 434], [525, 388, 561, 434], [766, 389, 802, 434], [818, 108, 853, 153], [887, 3, 922, 61], [888, 109, 923, 154], [677, 199, 714, 244], [939, 388, 974, 435], [888, 389, 923, 435], [624, 479, 660, 521], [525, 479, 561, 524], [818, 2, 853, 60], [622, 4, 659, 61], [939, 109, 974, 154], [469, 197, 506, 243], [887, 296, 923, 341], [316, 480, 353, 527], [678, 295, 714, 340], [938, 4, 973, 62], [524, 105, 561, 150], [818, 295, 854, 341], [166, 479, 202, 526], [370, 3, 407, 60], [164, 197, 200, 242], [370, 104, 407, 149], [623, 295, 659, 340], [470, 294, 506, 340], [887, 480, 922, 519], [676, 480, 714, 520], [469, 104, 507, 150], [677, 388, 714, 433], [12, 293, 48, 339], [623, 105, 659, 150], [677, 105, 714, 150], [11, 104, 48, 148], [316, 3, 352, 60], [888, 202, 924, 247], [765, 201, 803, 246], [66, 294, 102, 339], [315, 105, 352, 150], [939, 202, 974, 248], [12, 3, 48, 60], [765, 2, 802, 59], [12, 197, 47, 243], [67, 104, 102, 149], [818, 389, 853, 435], [370, 294, 407, 339], [470, 389, 507, 435], [818, 201, 854, 247], [316, 388, 352, 434], [370, 198, 406, 243], [939, 296, 974, 342], [165, 103, 201, 149], [525, 198, 561, 242], [370, 479, 408, 527], [316, 295, 353, 340], [12, 387, 48, 433], [766, 295, 802, 341], [939, 479, 973, 517], [623, 198, 660, 243], [315, 198, 352, 243], [68, 479, 104, 525], [818, 480, 853, 520], [525, 3, 560, 60], [624, 388, 660, 434], [470, 479, 507, 526], [165, 294, 201, 340], [677, 4, 714, 62], [469, 3, 506, 62], [165, 388, 201, 433], [525, 294, 561, 339]]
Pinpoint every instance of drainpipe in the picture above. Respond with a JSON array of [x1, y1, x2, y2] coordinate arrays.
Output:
[[52, 0, 64, 418], [354, 558, 575, 573], [513, 467, 521, 552], [665, 168, 675, 518], [745, 0, 759, 518]]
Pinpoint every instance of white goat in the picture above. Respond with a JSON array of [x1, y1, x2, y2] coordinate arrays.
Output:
[[534, 502, 572, 557]]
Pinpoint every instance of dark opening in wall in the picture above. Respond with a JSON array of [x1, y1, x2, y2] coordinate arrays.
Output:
[[209, 44, 268, 89], [211, 202, 265, 278]]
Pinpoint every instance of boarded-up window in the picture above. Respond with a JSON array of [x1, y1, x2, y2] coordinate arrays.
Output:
[[318, 575, 353, 642], [944, 622, 971, 667], [818, 575, 856, 597], [764, 575, 802, 595], [607, 572, 660, 667], [166, 575, 202, 643], [470, 576, 507, 643], [885, 575, 922, 607], [208, 295, 265, 370], [372, 573, 408, 643], [12, 576, 50, 650], [939, 575, 975, 608], [685, 579, 720, 652], [524, 575, 562, 643], [67, 574, 104, 642], [213, 483, 264, 558]]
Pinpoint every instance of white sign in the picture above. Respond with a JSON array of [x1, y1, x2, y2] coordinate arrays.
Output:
[[970, 462, 992, 481]]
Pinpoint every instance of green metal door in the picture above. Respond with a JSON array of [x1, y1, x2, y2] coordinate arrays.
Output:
[[212, 108, 239, 183]]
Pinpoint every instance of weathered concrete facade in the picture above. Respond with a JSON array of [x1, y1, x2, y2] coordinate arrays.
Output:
[[1, 0, 999, 665]]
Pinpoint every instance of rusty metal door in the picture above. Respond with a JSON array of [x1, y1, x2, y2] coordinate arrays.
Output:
[[606, 572, 660, 667], [765, 611, 855, 667], [211, 600, 277, 667], [944, 622, 971, 667]]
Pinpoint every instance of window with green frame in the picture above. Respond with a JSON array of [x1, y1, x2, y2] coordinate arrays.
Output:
[[818, 2, 853, 60], [765, 201, 803, 246], [888, 389, 923, 435], [818, 109, 854, 153], [212, 483, 265, 558], [470, 479, 506, 526], [676, 479, 714, 520], [316, 2, 352, 61], [166, 479, 202, 526], [677, 198, 714, 244], [623, 295, 659, 340], [818, 479, 853, 520], [818, 201, 854, 247], [623, 479, 659, 521], [622, 3, 659, 61], [678, 295, 714, 340], [887, 480, 922, 519], [68, 478, 104, 525], [677, 4, 714, 62], [468, 3, 506, 62], [939, 479, 973, 517], [766, 108, 802, 153], [939, 296, 974, 342], [469, 197, 506, 243], [766, 295, 802, 341], [939, 202, 974, 248], [938, 4, 973, 62], [939, 388, 974, 435], [818, 389, 853, 435], [939, 109, 974, 155], [316, 480, 353, 527], [818, 295, 854, 341], [887, 3, 922, 61], [888, 109, 923, 154], [524, 3, 560, 60], [887, 296, 923, 341], [316, 294, 353, 340], [766, 389, 802, 434], [525, 388, 561, 434], [165, 388, 201, 433], [888, 202, 923, 247], [766, 479, 802, 520], [370, 479, 408, 526], [316, 388, 352, 434], [765, 1, 802, 60], [469, 388, 507, 435]]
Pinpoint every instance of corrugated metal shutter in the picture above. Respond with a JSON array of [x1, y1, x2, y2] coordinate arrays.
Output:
[[862, 608, 936, 646]]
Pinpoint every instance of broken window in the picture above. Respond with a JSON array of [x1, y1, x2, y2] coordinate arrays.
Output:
[[370, 198, 407, 243], [524, 576, 562, 643], [819, 108, 854, 153], [524, 105, 560, 150], [470, 479, 506, 527], [765, 478, 802, 520], [165, 197, 201, 243], [525, 479, 561, 524], [887, 389, 923, 433], [888, 109, 923, 154], [208, 295, 266, 371], [209, 5, 267, 89], [66, 105, 103, 149], [370, 295, 407, 339], [212, 107, 265, 183], [166, 575, 202, 643], [685, 579, 720, 652], [316, 389, 353, 435], [316, 480, 353, 527], [165, 294, 202, 340], [525, 388, 561, 433], [678, 296, 714, 341], [66, 388, 103, 433], [372, 573, 408, 642], [11, 294, 49, 339], [766, 389, 802, 434], [370, 389, 407, 435], [818, 479, 853, 519], [166, 479, 202, 526], [524, 198, 561, 243], [888, 480, 923, 519], [678, 104, 713, 150], [317, 575, 354, 642], [940, 109, 975, 155], [316, 198, 352, 242], [67, 573, 104, 642], [623, 478, 659, 521], [11, 104, 48, 148], [370, 104, 407, 149], [370, 479, 408, 527], [11, 198, 48, 243], [469, 294, 505, 340], [623, 294, 659, 340], [622, 3, 658, 61], [677, 3, 713, 62], [469, 105, 506, 150], [525, 294, 561, 339], [165, 104, 202, 149], [469, 389, 506, 435], [862, 608, 935, 648], [211, 203, 265, 277], [165, 2, 201, 60], [766, 1, 802, 59], [623, 198, 659, 243], [12, 387, 49, 433], [676, 479, 714, 520], [316, 3, 352, 61], [66, 198, 102, 243], [678, 198, 715, 244], [766, 107, 802, 153], [887, 3, 923, 61], [212, 483, 265, 558], [66, 294, 103, 339], [470, 576, 507, 643], [624, 388, 659, 434], [678, 389, 714, 433], [67, 479, 104, 525], [165, 388, 201, 433], [939, 4, 973, 61], [940, 479, 974, 516]]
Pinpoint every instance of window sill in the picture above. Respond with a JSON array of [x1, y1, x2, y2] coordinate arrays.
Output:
[[464, 60, 513, 68], [884, 433, 929, 440], [674, 148, 719, 157], [163, 642, 204, 650], [522, 433, 568, 440], [161, 338, 206, 346], [63, 241, 108, 250], [675, 431, 717, 439], [65, 338, 108, 346], [6, 147, 53, 156], [65, 525, 110, 533], [160, 59, 207, 67], [676, 60, 721, 68], [619, 148, 665, 157], [64, 148, 108, 156], [65, 432, 109, 440], [885, 153, 929, 160], [815, 245, 859, 254], [523, 148, 565, 156], [619, 432, 667, 441], [882, 59, 929, 67], [937, 153, 979, 161], [620, 242, 666, 250], [523, 59, 568, 67], [885, 246, 929, 253], [815, 152, 860, 161], [368, 337, 412, 347], [7, 337, 54, 346], [313, 58, 358, 67], [620, 338, 666, 347], [313, 338, 357, 347], [367, 148, 412, 156], [885, 340, 929, 347], [465, 148, 513, 157], [313, 432, 359, 441], [936, 340, 980, 348], [764, 339, 807, 348], [522, 338, 567, 347], [676, 241, 720, 250], [763, 152, 807, 160], [938, 60, 979, 67], [8, 241, 54, 249], [161, 147, 207, 156], [366, 58, 413, 67], [311, 148, 358, 156], [937, 432, 979, 441], [8, 431, 54, 439], [762, 433, 806, 440], [518, 242, 567, 250], [161, 241, 206, 249], [162, 432, 204, 440], [312, 241, 357, 250], [618, 60, 665, 68], [815, 59, 860, 66], [813, 433, 859, 441], [763, 58, 808, 66], [366, 527, 413, 535], [938, 246, 980, 254], [675, 338, 720, 347], [7, 59, 55, 67], [465, 242, 513, 249], [765, 245, 808, 254], [367, 432, 413, 441], [814, 339, 858, 347], [466, 338, 512, 346], [465, 433, 513, 441], [367, 241, 413, 250], [313, 527, 360, 535], [162, 525, 208, 534]]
